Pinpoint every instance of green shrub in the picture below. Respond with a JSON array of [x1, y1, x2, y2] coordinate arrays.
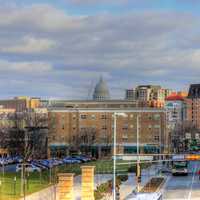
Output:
[[128, 166, 136, 173], [94, 175, 128, 199], [117, 174, 128, 182]]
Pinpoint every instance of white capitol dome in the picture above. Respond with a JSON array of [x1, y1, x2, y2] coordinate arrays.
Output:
[[93, 77, 110, 100]]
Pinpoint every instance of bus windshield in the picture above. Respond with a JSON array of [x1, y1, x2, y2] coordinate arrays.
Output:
[[173, 161, 187, 168]]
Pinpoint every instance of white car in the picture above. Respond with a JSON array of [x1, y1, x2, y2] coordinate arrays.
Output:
[[16, 164, 41, 172], [125, 192, 163, 200]]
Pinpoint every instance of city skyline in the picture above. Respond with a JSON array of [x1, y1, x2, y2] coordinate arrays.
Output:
[[0, 0, 200, 99]]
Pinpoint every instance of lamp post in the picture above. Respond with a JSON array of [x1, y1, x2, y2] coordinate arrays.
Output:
[[113, 112, 127, 200], [136, 114, 140, 193]]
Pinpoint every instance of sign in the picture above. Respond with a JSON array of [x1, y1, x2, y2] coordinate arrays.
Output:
[[195, 133, 200, 140], [172, 154, 185, 161], [186, 154, 200, 161], [185, 133, 191, 139], [121, 155, 153, 161]]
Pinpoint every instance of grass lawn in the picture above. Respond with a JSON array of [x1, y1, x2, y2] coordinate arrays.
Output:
[[0, 160, 150, 200]]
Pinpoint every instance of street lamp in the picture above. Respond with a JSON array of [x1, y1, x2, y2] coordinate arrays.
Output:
[[113, 112, 127, 200], [136, 114, 140, 193]]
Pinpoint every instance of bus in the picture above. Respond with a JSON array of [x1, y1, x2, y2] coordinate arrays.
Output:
[[171, 155, 188, 175], [125, 192, 163, 200]]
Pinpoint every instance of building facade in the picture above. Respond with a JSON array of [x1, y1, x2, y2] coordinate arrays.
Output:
[[187, 84, 200, 129], [165, 93, 187, 130], [48, 107, 169, 158], [0, 96, 41, 112], [125, 85, 172, 107]]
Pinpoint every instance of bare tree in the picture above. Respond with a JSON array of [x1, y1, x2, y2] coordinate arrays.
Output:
[[7, 110, 48, 160], [72, 127, 96, 156]]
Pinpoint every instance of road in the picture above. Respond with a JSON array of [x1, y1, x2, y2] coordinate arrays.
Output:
[[163, 161, 200, 200]]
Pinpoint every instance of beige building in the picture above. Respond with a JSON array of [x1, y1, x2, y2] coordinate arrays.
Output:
[[48, 107, 169, 158], [0, 96, 41, 112]]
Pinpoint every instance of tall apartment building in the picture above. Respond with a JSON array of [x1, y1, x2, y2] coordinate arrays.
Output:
[[48, 107, 169, 158], [125, 89, 137, 101], [125, 85, 172, 107], [165, 93, 187, 130], [186, 84, 200, 129]]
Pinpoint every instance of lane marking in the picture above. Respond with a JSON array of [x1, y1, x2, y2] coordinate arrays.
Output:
[[187, 161, 198, 200]]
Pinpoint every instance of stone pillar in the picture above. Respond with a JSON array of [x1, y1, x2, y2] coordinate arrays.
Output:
[[58, 173, 74, 200], [81, 166, 95, 200]]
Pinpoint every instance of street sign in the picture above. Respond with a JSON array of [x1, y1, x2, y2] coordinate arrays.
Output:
[[195, 133, 200, 140], [185, 133, 191, 139], [172, 154, 185, 161]]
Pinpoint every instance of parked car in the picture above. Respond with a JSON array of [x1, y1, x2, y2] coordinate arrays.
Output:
[[16, 164, 41, 172], [31, 161, 48, 170], [63, 157, 81, 164]]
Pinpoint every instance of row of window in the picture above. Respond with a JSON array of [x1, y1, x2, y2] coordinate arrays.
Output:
[[56, 123, 161, 131], [79, 114, 161, 120], [51, 134, 160, 142]]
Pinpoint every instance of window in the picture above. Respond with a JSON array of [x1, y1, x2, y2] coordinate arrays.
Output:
[[102, 125, 107, 130], [80, 126, 86, 131], [122, 124, 128, 130], [80, 114, 87, 119], [154, 114, 160, 120], [148, 125, 152, 129], [148, 116, 152, 120], [130, 124, 134, 128], [101, 114, 107, 119], [122, 133, 128, 138], [91, 114, 96, 120], [154, 125, 160, 129], [154, 135, 159, 141]]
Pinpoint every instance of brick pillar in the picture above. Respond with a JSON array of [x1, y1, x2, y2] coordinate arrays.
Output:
[[81, 166, 95, 200], [58, 173, 74, 200]]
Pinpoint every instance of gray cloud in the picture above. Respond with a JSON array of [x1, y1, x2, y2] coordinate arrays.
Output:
[[0, 4, 200, 99]]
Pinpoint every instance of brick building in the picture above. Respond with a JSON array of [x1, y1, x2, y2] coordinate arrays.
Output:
[[48, 107, 169, 158], [187, 84, 200, 129]]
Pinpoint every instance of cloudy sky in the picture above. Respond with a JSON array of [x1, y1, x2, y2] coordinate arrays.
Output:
[[1, 0, 200, 99]]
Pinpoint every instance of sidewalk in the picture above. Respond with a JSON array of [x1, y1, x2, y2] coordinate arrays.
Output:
[[120, 164, 161, 200], [20, 174, 113, 200], [20, 164, 162, 200]]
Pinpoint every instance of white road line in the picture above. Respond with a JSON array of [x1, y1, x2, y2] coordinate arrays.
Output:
[[187, 162, 197, 200]]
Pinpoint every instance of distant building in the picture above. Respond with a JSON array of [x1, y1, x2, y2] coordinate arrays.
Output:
[[186, 84, 200, 129], [93, 77, 110, 101], [46, 99, 139, 109], [165, 93, 187, 130], [125, 85, 172, 107], [125, 89, 137, 100], [0, 96, 41, 112]]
